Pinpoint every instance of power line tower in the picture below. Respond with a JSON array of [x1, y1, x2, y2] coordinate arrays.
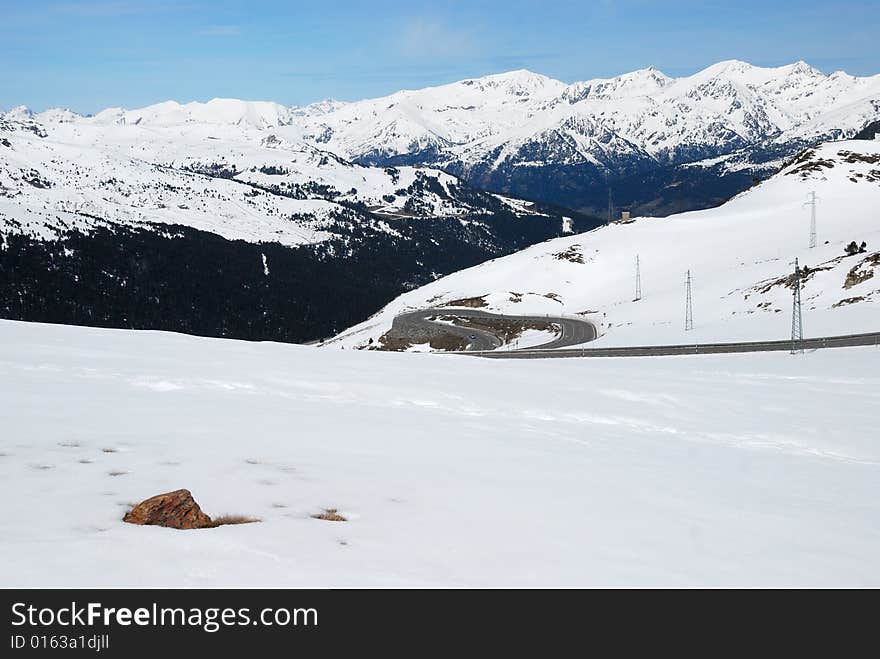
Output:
[[791, 258, 804, 354], [685, 270, 694, 331], [804, 191, 818, 248], [607, 187, 614, 224], [634, 255, 642, 301]]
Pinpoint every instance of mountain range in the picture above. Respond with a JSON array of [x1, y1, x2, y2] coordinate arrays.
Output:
[[9, 59, 878, 216], [1, 59, 878, 342], [0, 104, 591, 342]]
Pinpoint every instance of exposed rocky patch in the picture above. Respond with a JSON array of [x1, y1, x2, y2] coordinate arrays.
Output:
[[375, 331, 469, 352], [785, 150, 836, 178], [443, 295, 488, 308], [552, 244, 585, 264], [833, 295, 867, 308], [844, 252, 879, 289], [838, 150, 880, 165], [755, 261, 834, 294], [448, 316, 559, 344], [123, 489, 214, 530], [123, 489, 261, 530]]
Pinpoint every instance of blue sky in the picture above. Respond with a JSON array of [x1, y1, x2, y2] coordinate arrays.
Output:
[[2, 0, 878, 113]]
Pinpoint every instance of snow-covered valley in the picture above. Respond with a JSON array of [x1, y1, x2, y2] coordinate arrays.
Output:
[[0, 108, 589, 344], [1, 318, 878, 587]]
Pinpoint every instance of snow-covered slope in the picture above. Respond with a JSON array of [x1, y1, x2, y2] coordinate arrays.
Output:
[[1, 108, 588, 344], [2, 318, 879, 586], [331, 139, 880, 349], [0, 111, 544, 247]]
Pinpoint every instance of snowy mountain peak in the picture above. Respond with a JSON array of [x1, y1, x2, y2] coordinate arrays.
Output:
[[35, 108, 83, 124], [456, 69, 566, 97], [786, 60, 823, 76], [685, 59, 834, 88], [475, 69, 559, 85], [561, 66, 673, 103], [85, 98, 296, 129], [3, 105, 34, 121], [293, 99, 348, 117], [708, 58, 756, 72]]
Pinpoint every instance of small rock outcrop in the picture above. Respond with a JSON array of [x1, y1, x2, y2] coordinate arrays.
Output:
[[123, 489, 213, 530]]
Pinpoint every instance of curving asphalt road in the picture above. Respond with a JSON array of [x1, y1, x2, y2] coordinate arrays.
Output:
[[464, 331, 880, 359], [389, 308, 598, 351], [389, 308, 880, 358]]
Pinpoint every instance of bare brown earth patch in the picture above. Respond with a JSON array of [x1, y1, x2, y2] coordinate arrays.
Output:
[[833, 296, 867, 308], [208, 515, 261, 527], [426, 334, 470, 351], [444, 315, 559, 344], [374, 334, 414, 351], [444, 295, 488, 308], [375, 329, 469, 352], [311, 508, 347, 522]]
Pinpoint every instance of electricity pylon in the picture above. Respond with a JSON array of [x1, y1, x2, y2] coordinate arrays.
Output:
[[607, 187, 614, 224], [634, 255, 642, 301], [804, 191, 818, 248], [685, 270, 694, 331], [791, 258, 804, 354]]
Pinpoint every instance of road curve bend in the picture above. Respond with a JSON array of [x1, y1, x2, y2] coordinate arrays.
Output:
[[387, 309, 880, 358], [389, 308, 598, 352]]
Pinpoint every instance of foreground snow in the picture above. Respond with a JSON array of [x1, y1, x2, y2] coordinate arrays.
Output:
[[1, 319, 878, 587]]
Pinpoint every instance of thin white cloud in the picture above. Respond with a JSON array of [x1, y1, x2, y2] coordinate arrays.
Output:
[[197, 25, 241, 37], [50, 1, 188, 16], [395, 18, 479, 58]]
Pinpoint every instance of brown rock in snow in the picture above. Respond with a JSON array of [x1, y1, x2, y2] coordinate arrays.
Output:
[[123, 489, 213, 530]]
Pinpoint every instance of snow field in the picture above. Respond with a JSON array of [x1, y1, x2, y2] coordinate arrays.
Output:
[[1, 319, 878, 586]]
